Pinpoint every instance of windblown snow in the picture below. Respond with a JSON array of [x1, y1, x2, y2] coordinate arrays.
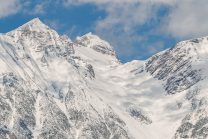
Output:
[[1, 18, 208, 139]]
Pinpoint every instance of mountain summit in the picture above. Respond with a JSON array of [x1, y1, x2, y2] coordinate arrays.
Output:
[[0, 18, 208, 139]]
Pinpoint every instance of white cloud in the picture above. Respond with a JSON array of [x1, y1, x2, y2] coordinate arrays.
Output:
[[165, 0, 208, 39], [146, 41, 164, 54], [30, 4, 45, 15], [63, 0, 171, 6], [95, 29, 142, 58], [0, 0, 21, 18], [26, 1, 52, 15], [65, 25, 77, 39], [0, 1, 50, 19], [44, 19, 65, 30], [94, 2, 156, 33]]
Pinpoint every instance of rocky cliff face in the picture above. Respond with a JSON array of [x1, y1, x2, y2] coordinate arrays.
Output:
[[146, 39, 205, 95], [1, 18, 208, 139]]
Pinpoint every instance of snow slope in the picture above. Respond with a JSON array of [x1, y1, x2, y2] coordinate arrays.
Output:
[[74, 31, 208, 139], [1, 18, 208, 139]]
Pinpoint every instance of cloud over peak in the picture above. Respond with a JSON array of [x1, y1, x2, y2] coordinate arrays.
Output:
[[0, 0, 21, 18]]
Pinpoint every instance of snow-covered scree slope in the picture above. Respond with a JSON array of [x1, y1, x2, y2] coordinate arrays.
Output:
[[0, 18, 208, 139]]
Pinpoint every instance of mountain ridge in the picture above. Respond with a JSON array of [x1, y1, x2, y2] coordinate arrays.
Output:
[[0, 18, 208, 139]]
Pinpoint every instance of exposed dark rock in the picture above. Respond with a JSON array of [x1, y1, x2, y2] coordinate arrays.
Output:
[[127, 108, 152, 125], [146, 42, 203, 95]]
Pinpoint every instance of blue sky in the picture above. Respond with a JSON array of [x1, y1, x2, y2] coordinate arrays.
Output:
[[1, 0, 208, 63]]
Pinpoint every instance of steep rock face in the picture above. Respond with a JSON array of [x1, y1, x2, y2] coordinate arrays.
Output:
[[146, 38, 207, 95]]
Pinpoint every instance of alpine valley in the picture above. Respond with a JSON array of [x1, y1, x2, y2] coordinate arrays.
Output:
[[0, 18, 208, 139]]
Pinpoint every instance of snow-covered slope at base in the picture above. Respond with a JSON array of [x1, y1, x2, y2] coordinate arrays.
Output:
[[83, 59, 190, 139]]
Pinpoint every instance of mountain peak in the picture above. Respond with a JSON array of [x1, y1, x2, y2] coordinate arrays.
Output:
[[73, 32, 122, 66], [83, 32, 103, 41], [26, 18, 43, 24], [75, 32, 114, 50], [9, 18, 50, 33], [27, 18, 42, 24], [6, 18, 55, 41]]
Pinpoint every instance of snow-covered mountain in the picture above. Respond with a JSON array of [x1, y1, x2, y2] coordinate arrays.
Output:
[[0, 18, 208, 139]]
